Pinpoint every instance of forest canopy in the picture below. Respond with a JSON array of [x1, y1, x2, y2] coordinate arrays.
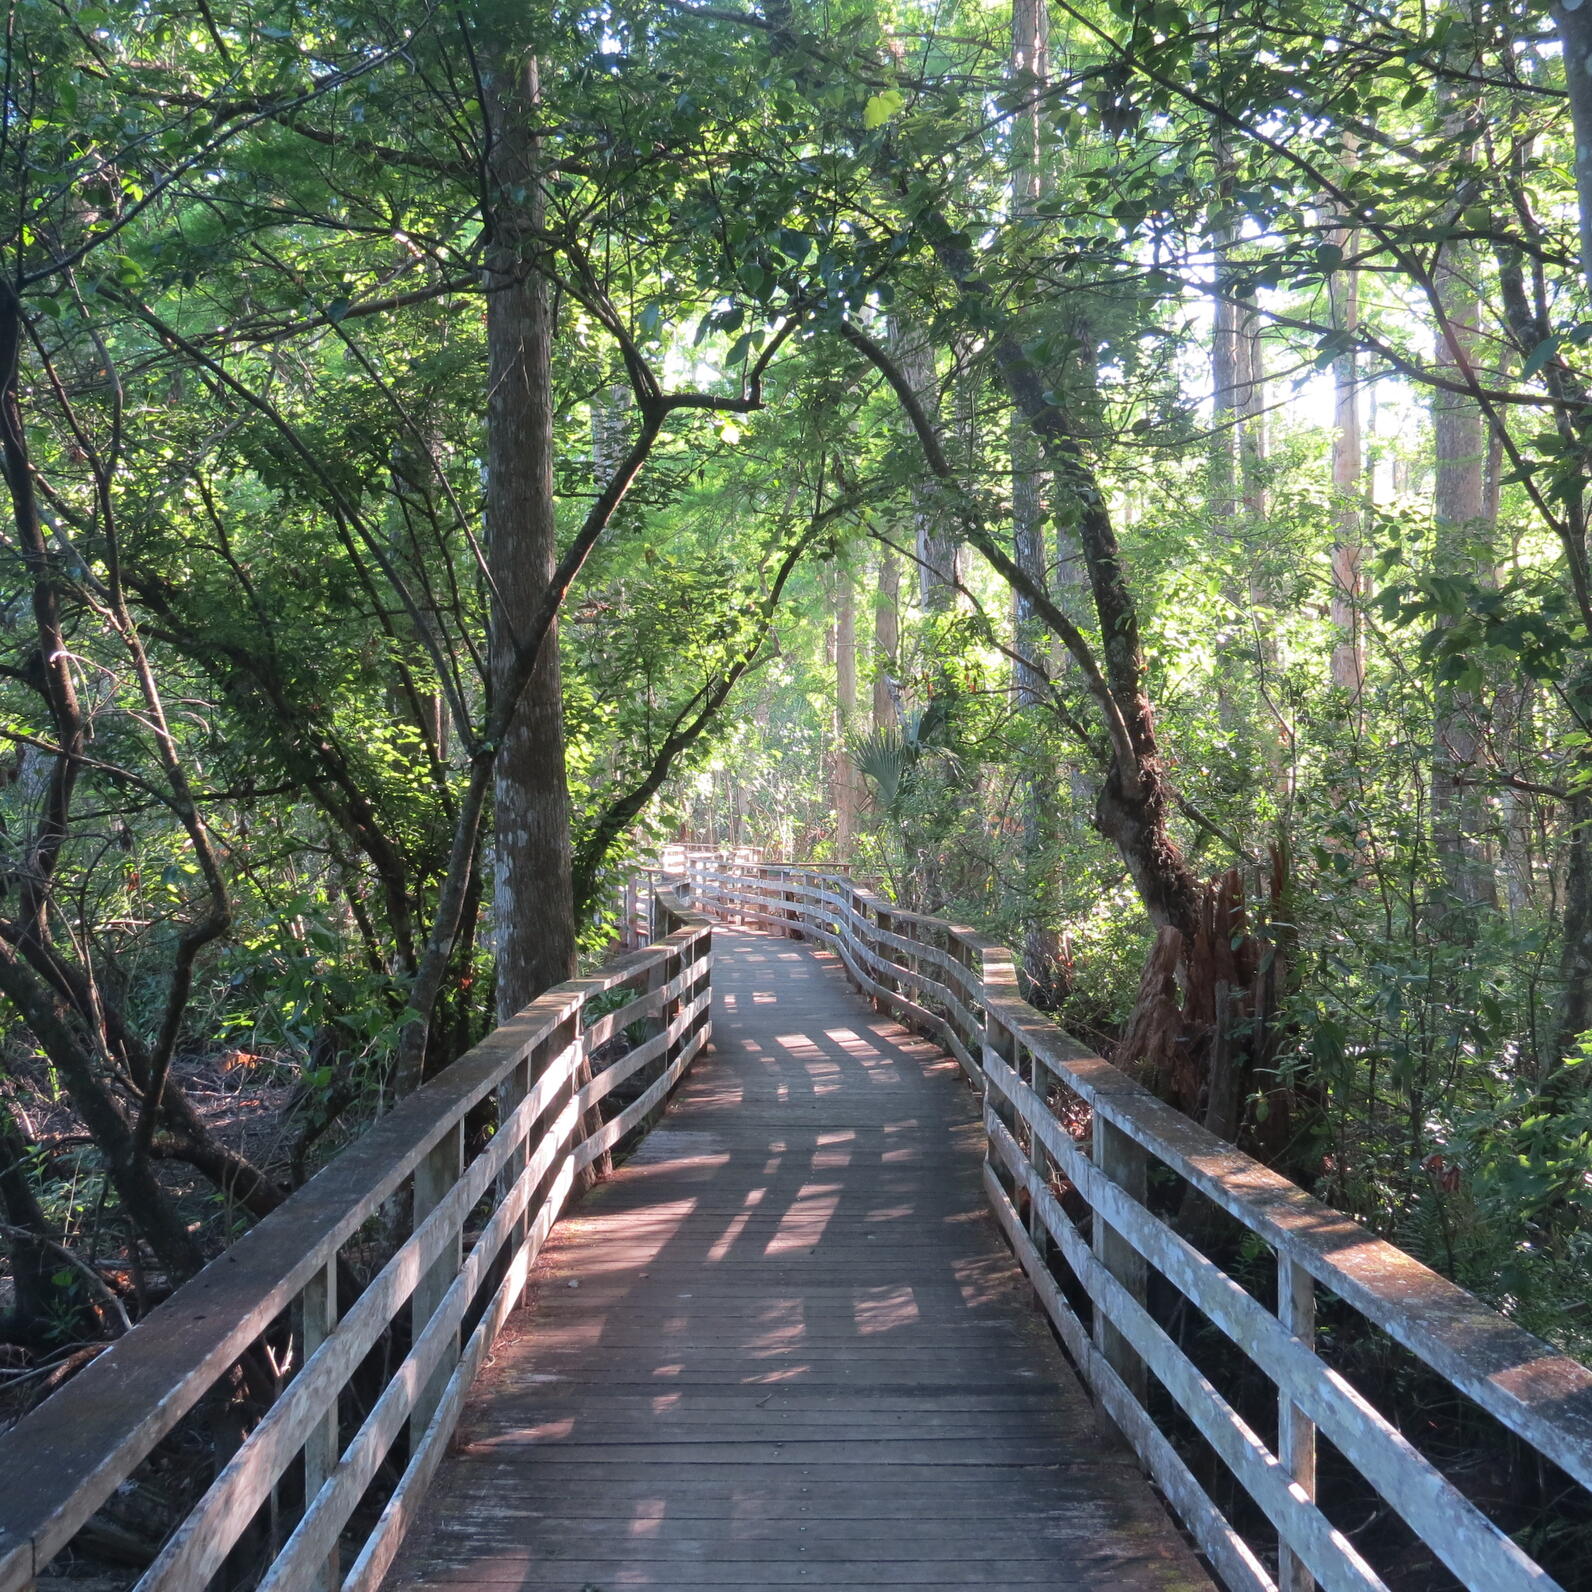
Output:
[[3, 0, 1592, 1376]]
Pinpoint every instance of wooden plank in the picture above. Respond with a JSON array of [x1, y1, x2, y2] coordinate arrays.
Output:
[[393, 1557, 1187, 1587], [987, 1113, 1386, 1592], [983, 1160, 1276, 1592], [988, 1049, 1563, 1592], [575, 967, 706, 1114], [1092, 1103, 1148, 1406], [257, 1118, 579, 1592], [573, 1000, 710, 1169], [411, 1119, 465, 1439], [341, 1156, 580, 1592], [134, 1082, 583, 1590], [0, 918, 719, 1591], [0, 983, 589, 1591], [298, 1259, 340, 1592], [578, 961, 677, 1051], [385, 926, 1210, 1592], [1279, 1252, 1317, 1592], [977, 987, 1592, 1489]]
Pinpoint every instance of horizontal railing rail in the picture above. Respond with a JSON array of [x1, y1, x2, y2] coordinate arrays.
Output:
[[685, 855, 1592, 1592], [0, 892, 712, 1592]]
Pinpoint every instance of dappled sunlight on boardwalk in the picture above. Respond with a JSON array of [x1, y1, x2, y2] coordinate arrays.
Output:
[[384, 928, 1209, 1591]]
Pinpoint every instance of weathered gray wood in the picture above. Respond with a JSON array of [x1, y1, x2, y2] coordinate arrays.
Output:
[[993, 993, 1592, 1491], [983, 1158, 1276, 1592], [0, 902, 711, 1592], [342, 1156, 579, 1592], [385, 926, 1210, 1592], [132, 1051, 588, 1591], [1092, 1106, 1148, 1406], [495, 1044, 532, 1312], [985, 1050, 1562, 1592], [703, 860, 1592, 1583], [572, 995, 710, 1170], [299, 1258, 340, 1592], [1279, 1252, 1317, 1592], [21, 853, 1592, 1592], [257, 1114, 578, 1592], [983, 1111, 1387, 1592], [0, 985, 581, 1592], [411, 1119, 465, 1440]]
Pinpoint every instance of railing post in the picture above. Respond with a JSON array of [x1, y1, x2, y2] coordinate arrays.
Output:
[[1091, 1109, 1148, 1406], [872, 898, 899, 1015], [575, 1005, 614, 1192], [737, 857, 754, 925], [640, 947, 676, 1137], [1278, 1252, 1318, 1592], [410, 1120, 464, 1442], [983, 1007, 1017, 1130], [981, 959, 1031, 1236], [297, 1258, 339, 1590], [690, 921, 713, 1054], [497, 1045, 533, 1305]]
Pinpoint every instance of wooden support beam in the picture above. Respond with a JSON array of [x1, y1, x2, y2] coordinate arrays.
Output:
[[1091, 1111, 1149, 1408], [411, 1120, 465, 1442], [1279, 1253, 1318, 1592]]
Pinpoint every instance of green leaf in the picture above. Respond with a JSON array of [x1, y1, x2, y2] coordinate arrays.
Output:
[[1521, 336, 1558, 381], [863, 89, 904, 130]]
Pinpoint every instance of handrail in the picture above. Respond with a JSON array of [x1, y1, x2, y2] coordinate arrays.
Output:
[[686, 856, 1592, 1592], [0, 890, 712, 1592]]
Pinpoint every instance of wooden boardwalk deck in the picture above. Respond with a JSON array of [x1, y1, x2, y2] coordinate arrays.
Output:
[[386, 927, 1212, 1591]]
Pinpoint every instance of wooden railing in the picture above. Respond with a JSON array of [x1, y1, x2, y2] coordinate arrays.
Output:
[[681, 853, 1592, 1592], [0, 891, 712, 1592]]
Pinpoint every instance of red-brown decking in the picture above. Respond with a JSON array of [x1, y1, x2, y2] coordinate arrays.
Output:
[[385, 927, 1211, 1591]]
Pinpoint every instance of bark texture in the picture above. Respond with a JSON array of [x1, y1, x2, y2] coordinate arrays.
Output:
[[873, 547, 900, 730], [484, 58, 577, 1021], [888, 316, 959, 611], [833, 568, 860, 852], [1327, 191, 1365, 698], [1431, 233, 1498, 911]]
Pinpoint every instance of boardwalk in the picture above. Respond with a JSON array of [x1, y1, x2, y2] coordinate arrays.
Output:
[[387, 927, 1211, 1591]]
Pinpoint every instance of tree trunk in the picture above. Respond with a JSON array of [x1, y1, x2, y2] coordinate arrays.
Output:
[[1428, 27, 1498, 916], [1010, 0, 1052, 709], [834, 568, 859, 853], [1327, 186, 1365, 698], [1209, 130, 1252, 732], [873, 547, 899, 730], [1554, 0, 1592, 296], [0, 1108, 85, 1342], [843, 308, 1202, 939], [1209, 143, 1240, 536], [1430, 227, 1498, 912], [1554, 791, 1592, 1083], [483, 57, 577, 1021], [1010, 0, 1064, 997], [888, 316, 958, 611], [1239, 297, 1267, 525]]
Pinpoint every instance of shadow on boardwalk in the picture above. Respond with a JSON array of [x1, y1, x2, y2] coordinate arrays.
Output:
[[386, 928, 1212, 1591]]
